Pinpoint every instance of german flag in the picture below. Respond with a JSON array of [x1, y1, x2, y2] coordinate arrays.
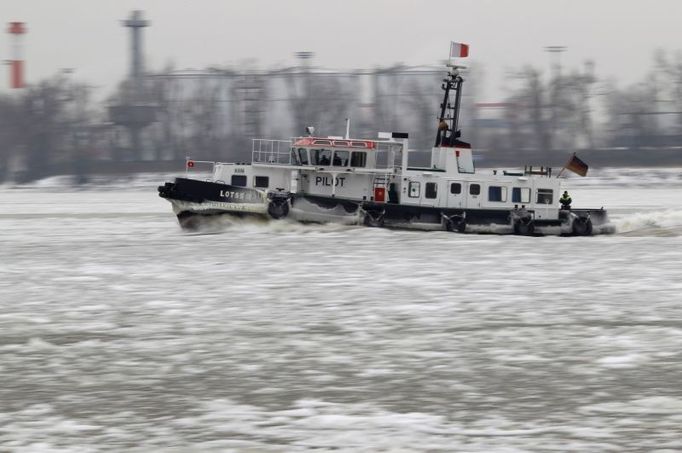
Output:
[[564, 153, 588, 177]]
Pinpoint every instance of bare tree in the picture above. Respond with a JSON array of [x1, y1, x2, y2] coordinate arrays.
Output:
[[0, 96, 21, 182]]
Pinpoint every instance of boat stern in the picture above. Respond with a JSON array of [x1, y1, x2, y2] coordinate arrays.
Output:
[[566, 208, 616, 235]]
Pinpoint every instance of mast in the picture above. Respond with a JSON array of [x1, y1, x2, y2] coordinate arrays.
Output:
[[434, 67, 465, 147]]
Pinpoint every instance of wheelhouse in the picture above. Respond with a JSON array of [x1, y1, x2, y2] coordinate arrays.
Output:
[[291, 138, 376, 170]]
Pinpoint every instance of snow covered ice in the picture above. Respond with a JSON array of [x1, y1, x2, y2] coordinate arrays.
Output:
[[1, 169, 681, 451]]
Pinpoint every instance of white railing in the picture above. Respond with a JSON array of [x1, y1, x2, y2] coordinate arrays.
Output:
[[375, 142, 403, 170], [185, 158, 216, 178], [252, 139, 292, 165]]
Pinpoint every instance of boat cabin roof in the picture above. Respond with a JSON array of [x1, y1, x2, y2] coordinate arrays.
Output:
[[292, 137, 377, 150]]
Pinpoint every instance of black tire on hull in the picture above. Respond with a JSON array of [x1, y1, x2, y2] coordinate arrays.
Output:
[[514, 218, 535, 235], [267, 200, 290, 219], [572, 217, 593, 236], [445, 216, 466, 233], [363, 211, 385, 228]]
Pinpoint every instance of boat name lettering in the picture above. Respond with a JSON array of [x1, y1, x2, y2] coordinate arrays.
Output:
[[234, 168, 245, 173], [219, 190, 260, 201]]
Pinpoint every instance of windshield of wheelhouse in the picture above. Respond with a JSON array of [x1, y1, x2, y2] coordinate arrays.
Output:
[[297, 148, 309, 165], [333, 150, 349, 167], [305, 147, 372, 168], [350, 151, 366, 167], [310, 149, 332, 166]]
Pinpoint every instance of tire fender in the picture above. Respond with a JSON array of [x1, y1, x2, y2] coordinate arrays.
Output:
[[267, 199, 290, 219], [445, 215, 466, 233], [572, 216, 593, 236], [363, 210, 385, 228], [514, 218, 535, 235]]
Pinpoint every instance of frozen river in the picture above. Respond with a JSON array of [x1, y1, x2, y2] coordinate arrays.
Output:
[[1, 169, 681, 452]]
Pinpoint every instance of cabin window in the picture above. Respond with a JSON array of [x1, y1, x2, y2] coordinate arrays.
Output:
[[537, 188, 554, 204], [231, 174, 247, 187], [450, 183, 462, 194], [425, 182, 438, 199], [488, 186, 507, 202], [254, 176, 269, 188], [350, 151, 367, 167], [311, 149, 332, 166], [512, 187, 530, 204], [333, 150, 350, 167], [290, 148, 300, 165], [298, 148, 309, 165], [469, 184, 480, 196], [408, 181, 421, 198]]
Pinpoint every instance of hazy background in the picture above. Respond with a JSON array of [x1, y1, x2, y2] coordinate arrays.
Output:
[[1, 0, 681, 182], [3, 0, 682, 96]]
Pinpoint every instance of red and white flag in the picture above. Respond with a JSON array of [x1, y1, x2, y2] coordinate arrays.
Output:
[[450, 42, 469, 58]]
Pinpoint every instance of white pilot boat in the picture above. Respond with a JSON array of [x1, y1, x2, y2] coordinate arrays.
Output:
[[158, 51, 614, 236]]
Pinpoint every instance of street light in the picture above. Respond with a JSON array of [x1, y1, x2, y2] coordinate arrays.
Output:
[[295, 51, 314, 64], [544, 46, 567, 154], [544, 46, 566, 78]]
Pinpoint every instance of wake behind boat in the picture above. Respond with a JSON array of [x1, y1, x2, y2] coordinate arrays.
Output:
[[158, 44, 615, 236]]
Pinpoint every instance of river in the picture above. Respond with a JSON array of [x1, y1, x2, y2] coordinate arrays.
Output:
[[1, 169, 681, 452]]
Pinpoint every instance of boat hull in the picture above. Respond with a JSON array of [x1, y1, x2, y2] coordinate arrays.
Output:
[[159, 178, 615, 235]]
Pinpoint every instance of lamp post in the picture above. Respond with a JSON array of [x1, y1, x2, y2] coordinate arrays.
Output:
[[544, 46, 566, 156], [295, 51, 314, 131], [295, 51, 314, 97]]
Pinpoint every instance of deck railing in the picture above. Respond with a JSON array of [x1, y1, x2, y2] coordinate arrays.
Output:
[[375, 142, 403, 171], [184, 158, 216, 178], [252, 139, 292, 165]]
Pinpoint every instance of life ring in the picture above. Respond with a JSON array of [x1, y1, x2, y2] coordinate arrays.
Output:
[[363, 210, 385, 228], [267, 199, 289, 219], [572, 216, 593, 236], [445, 215, 466, 233], [514, 217, 535, 235]]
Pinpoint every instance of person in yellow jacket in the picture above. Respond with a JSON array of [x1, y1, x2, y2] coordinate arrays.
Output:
[[560, 191, 572, 210]]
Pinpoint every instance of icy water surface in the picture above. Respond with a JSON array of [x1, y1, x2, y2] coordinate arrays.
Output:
[[1, 171, 681, 452]]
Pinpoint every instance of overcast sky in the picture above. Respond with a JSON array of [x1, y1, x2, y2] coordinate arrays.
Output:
[[2, 0, 681, 99]]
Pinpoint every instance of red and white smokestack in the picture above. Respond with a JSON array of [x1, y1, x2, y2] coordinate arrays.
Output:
[[8, 22, 26, 89]]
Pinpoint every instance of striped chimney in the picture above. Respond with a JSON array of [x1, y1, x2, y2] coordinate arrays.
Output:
[[8, 22, 26, 89]]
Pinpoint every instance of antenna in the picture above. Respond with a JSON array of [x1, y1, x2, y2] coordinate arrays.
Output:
[[345, 118, 351, 139]]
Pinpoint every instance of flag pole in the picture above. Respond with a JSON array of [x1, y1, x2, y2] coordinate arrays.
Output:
[[556, 152, 575, 178]]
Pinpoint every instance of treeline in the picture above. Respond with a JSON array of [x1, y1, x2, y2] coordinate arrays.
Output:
[[1, 52, 681, 183], [474, 51, 682, 166], [0, 72, 96, 183]]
